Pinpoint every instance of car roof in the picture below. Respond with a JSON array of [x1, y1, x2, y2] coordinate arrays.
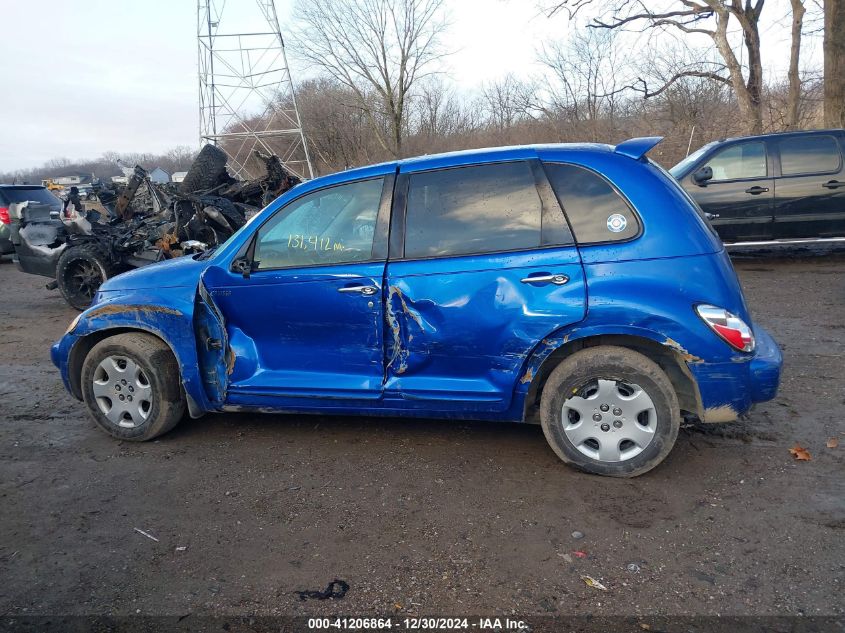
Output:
[[397, 142, 614, 170], [713, 128, 844, 144], [0, 184, 47, 189]]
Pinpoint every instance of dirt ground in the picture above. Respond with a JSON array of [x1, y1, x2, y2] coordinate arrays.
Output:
[[0, 251, 843, 621]]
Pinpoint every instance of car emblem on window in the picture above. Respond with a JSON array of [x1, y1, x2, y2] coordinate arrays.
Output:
[[607, 213, 627, 233]]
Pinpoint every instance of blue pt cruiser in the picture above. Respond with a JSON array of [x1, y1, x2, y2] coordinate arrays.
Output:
[[52, 138, 782, 477]]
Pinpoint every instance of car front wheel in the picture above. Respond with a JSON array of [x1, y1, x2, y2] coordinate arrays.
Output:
[[539, 346, 680, 477], [81, 333, 185, 441]]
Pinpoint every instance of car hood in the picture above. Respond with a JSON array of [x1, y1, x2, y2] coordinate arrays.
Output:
[[99, 255, 209, 292]]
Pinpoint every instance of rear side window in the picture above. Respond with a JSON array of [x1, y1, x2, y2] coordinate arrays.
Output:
[[0, 188, 59, 206], [778, 135, 841, 175], [543, 163, 639, 243], [703, 142, 767, 181], [404, 162, 541, 258]]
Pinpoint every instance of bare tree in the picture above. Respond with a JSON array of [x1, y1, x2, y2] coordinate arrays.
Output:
[[292, 0, 448, 157], [825, 0, 845, 127], [481, 75, 535, 132], [544, 1, 772, 134], [787, 0, 808, 129], [537, 29, 627, 140], [294, 78, 386, 172], [414, 79, 477, 139]]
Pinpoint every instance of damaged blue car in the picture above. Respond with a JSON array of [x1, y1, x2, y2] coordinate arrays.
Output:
[[52, 138, 782, 477]]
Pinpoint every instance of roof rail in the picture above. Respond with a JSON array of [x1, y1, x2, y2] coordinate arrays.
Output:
[[614, 137, 664, 161]]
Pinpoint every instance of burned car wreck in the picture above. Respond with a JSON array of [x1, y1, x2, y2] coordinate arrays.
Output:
[[10, 145, 300, 309]]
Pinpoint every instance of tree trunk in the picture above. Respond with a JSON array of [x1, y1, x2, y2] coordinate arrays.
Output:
[[709, 4, 763, 134], [825, 0, 845, 128], [742, 21, 764, 133], [787, 0, 806, 129]]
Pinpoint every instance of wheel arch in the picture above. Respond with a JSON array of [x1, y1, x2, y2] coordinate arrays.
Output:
[[68, 325, 205, 418], [521, 332, 704, 423]]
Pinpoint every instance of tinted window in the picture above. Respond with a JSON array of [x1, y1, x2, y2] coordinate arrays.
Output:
[[704, 142, 767, 181], [254, 177, 383, 269], [0, 188, 60, 206], [778, 135, 841, 175], [543, 163, 639, 243], [404, 162, 541, 258]]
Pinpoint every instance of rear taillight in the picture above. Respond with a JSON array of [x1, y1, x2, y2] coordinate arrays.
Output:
[[696, 304, 755, 352], [0, 207, 9, 224]]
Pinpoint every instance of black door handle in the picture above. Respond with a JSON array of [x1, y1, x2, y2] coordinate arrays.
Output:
[[744, 186, 769, 195], [822, 180, 845, 189]]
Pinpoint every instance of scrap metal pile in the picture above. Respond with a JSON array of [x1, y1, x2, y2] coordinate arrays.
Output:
[[88, 145, 301, 265], [9, 144, 302, 309]]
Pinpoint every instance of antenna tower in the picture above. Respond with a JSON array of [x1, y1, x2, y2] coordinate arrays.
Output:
[[197, 0, 314, 179]]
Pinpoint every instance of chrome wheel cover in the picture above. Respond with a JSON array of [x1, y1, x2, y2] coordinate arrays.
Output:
[[92, 355, 153, 428], [561, 378, 657, 463]]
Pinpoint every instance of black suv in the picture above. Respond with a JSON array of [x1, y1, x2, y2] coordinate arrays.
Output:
[[670, 129, 845, 242]]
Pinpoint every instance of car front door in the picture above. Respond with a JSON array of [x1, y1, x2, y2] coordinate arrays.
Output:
[[383, 159, 586, 413], [685, 140, 775, 242], [772, 133, 845, 239], [200, 173, 394, 406]]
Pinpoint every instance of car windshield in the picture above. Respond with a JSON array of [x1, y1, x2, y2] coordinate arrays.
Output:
[[1, 187, 60, 206], [669, 143, 717, 178]]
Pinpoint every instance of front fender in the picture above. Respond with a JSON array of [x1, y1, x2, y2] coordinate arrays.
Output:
[[57, 289, 215, 417]]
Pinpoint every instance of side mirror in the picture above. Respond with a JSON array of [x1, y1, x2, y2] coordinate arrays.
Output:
[[231, 256, 252, 278], [692, 166, 713, 186]]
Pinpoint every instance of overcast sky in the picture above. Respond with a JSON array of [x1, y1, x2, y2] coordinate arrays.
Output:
[[0, 0, 823, 173]]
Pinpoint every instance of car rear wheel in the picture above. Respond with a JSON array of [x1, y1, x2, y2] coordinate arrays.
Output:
[[56, 244, 114, 310], [539, 346, 680, 477], [81, 333, 185, 441]]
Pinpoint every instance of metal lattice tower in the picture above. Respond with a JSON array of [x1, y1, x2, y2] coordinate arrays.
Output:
[[197, 0, 314, 179]]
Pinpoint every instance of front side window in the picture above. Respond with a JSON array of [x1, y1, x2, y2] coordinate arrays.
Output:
[[404, 162, 542, 258], [778, 135, 842, 176], [543, 163, 639, 244], [254, 177, 383, 269], [704, 142, 767, 181]]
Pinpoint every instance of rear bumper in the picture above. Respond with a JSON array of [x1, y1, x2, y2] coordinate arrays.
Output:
[[748, 325, 782, 403], [689, 324, 782, 422]]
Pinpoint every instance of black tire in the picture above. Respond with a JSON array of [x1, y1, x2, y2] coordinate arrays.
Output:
[[56, 244, 115, 311], [539, 346, 680, 478], [179, 144, 228, 194], [81, 333, 185, 441]]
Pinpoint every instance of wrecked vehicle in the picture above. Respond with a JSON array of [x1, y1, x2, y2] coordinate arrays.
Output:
[[51, 138, 783, 477], [10, 145, 300, 309], [1, 185, 63, 258]]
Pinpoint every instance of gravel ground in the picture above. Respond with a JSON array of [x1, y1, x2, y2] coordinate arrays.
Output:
[[0, 252, 843, 621]]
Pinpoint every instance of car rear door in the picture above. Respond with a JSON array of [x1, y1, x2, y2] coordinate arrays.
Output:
[[383, 159, 586, 413], [685, 140, 775, 242], [772, 133, 845, 239]]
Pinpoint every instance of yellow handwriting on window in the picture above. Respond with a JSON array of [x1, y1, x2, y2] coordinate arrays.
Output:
[[287, 234, 344, 251]]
